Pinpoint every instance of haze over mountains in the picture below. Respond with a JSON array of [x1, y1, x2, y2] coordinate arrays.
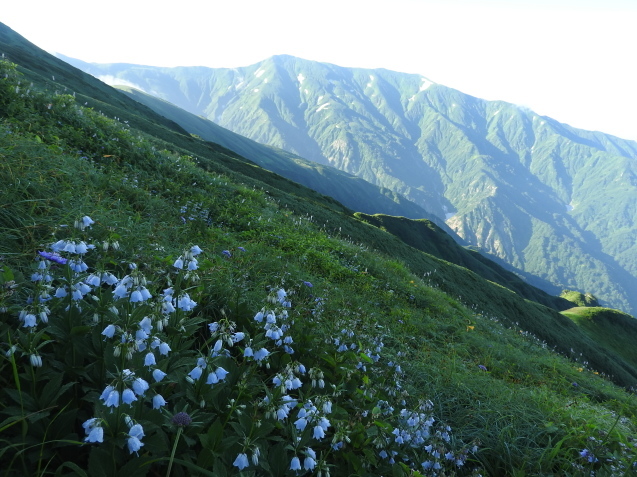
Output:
[[60, 54, 637, 315]]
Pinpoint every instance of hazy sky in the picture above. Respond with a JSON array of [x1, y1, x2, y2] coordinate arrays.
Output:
[[3, 0, 636, 140]]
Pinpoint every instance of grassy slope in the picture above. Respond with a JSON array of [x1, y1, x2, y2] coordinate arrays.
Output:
[[1, 21, 636, 389], [2, 23, 637, 475], [563, 307, 637, 370]]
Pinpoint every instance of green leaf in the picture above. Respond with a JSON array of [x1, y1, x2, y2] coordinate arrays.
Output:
[[55, 461, 88, 477], [88, 446, 114, 477]]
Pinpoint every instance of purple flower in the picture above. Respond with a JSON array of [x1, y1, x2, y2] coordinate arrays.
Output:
[[478, 365, 488, 371], [171, 412, 192, 427], [303, 281, 313, 288], [38, 251, 68, 265], [222, 250, 232, 258], [237, 247, 246, 252]]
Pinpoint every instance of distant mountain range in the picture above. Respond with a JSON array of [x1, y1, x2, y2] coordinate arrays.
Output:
[[59, 54, 637, 315]]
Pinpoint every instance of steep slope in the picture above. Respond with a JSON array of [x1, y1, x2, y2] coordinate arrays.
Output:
[[4, 22, 637, 389], [66, 54, 637, 315]]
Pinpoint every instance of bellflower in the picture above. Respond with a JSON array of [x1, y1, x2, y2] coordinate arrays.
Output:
[[189, 366, 203, 381], [215, 367, 229, 381], [233, 453, 249, 470], [104, 389, 120, 408], [152, 368, 167, 382], [130, 290, 143, 303], [290, 457, 301, 471], [158, 341, 171, 355], [127, 435, 143, 455], [102, 324, 116, 338], [82, 418, 104, 443], [122, 388, 137, 405], [152, 393, 167, 409], [132, 377, 149, 396], [144, 352, 156, 366]]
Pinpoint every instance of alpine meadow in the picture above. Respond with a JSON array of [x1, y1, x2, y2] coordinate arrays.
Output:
[[1, 21, 637, 477]]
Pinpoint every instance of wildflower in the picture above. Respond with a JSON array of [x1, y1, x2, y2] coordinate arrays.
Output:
[[104, 389, 120, 408], [81, 216, 95, 229], [215, 367, 229, 381], [251, 447, 260, 465], [303, 281, 313, 287], [303, 448, 317, 470], [232, 332, 245, 343], [313, 425, 325, 440], [158, 341, 171, 355], [132, 377, 149, 396], [29, 353, 42, 367], [171, 412, 192, 427], [290, 456, 301, 471], [22, 313, 37, 328], [122, 388, 137, 405], [191, 245, 203, 255], [176, 293, 197, 311], [152, 393, 167, 409], [189, 366, 203, 381], [130, 290, 143, 303], [83, 418, 104, 443], [237, 246, 246, 252], [173, 258, 184, 269], [222, 250, 231, 258], [85, 274, 101, 286], [102, 324, 116, 338], [243, 347, 254, 358], [254, 348, 269, 362], [213, 339, 223, 354], [295, 417, 308, 431], [206, 372, 219, 385], [144, 352, 156, 366], [37, 251, 67, 265], [127, 426, 144, 454], [152, 368, 167, 382], [101, 272, 118, 285], [233, 453, 249, 470], [478, 365, 488, 371]]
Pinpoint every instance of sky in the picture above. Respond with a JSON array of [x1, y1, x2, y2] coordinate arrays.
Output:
[[3, 0, 637, 140]]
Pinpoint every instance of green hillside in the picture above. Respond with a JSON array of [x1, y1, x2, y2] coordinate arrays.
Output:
[[69, 54, 637, 316], [2, 23, 637, 476], [563, 307, 637, 370]]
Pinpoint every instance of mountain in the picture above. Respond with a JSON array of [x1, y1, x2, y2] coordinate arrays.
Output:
[[63, 54, 637, 315], [111, 84, 449, 228]]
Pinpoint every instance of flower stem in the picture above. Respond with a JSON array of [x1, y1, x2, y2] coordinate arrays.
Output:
[[166, 426, 183, 477]]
